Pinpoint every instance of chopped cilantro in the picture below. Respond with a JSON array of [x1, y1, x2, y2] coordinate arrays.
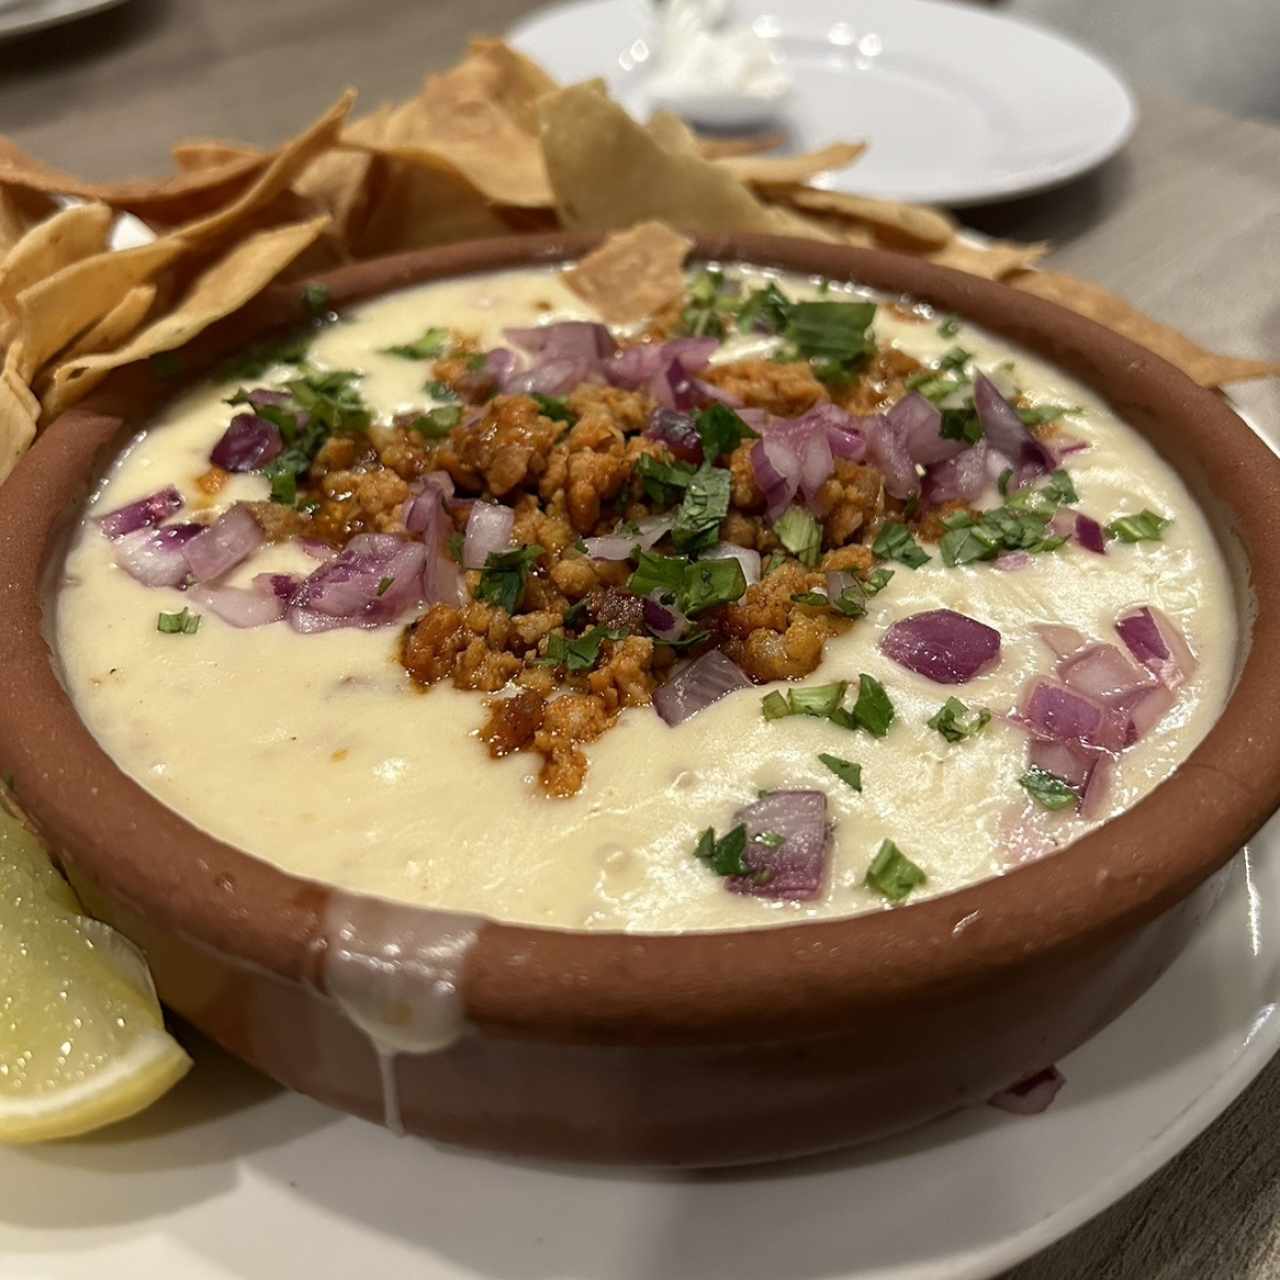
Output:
[[695, 403, 757, 461], [789, 681, 848, 718], [873, 521, 931, 569], [424, 379, 458, 401], [475, 545, 543, 614], [694, 823, 751, 877], [783, 300, 877, 384], [376, 576, 394, 597], [380, 327, 450, 360], [1019, 765, 1079, 811], [762, 551, 789, 577], [446, 531, 465, 563], [818, 753, 862, 791], [774, 505, 822, 567], [634, 454, 697, 507], [157, 607, 201, 635], [1041, 469, 1079, 506], [1107, 508, 1171, 543], [409, 406, 462, 438], [791, 571, 883, 619], [997, 467, 1014, 496], [627, 551, 746, 616], [736, 280, 794, 334], [284, 368, 370, 434], [939, 346, 972, 371], [866, 839, 926, 902], [939, 406, 983, 444], [531, 393, 576, 424], [927, 697, 992, 743], [940, 472, 1080, 566], [220, 329, 313, 380], [851, 673, 894, 737], [1018, 404, 1082, 426], [680, 269, 737, 339], [864, 568, 894, 594], [536, 625, 626, 673], [302, 282, 331, 320], [761, 691, 791, 721], [937, 315, 961, 338], [671, 464, 731, 554], [939, 521, 1002, 567]]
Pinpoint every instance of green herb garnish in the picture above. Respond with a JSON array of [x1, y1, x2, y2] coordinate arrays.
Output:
[[475, 544, 543, 614], [873, 521, 931, 569], [694, 403, 757, 461], [284, 368, 370, 434], [927, 697, 992, 743], [1107, 508, 1171, 543], [1018, 404, 1081, 427], [628, 551, 746, 616], [302, 282, 331, 320], [783, 300, 877, 384], [446, 531, 465, 563], [1019, 765, 1079, 811], [939, 406, 984, 445], [736, 280, 794, 335], [531, 393, 576, 424], [536, 625, 626, 672], [851, 673, 894, 737], [774, 505, 822, 567], [671, 464, 731, 555], [789, 681, 848, 718], [634, 454, 697, 507], [818, 754, 862, 791], [376, 576, 394, 597], [680, 269, 736, 339], [694, 823, 751, 877], [157, 607, 201, 635], [380, 327, 450, 360], [409, 405, 463, 438], [865, 839, 926, 902], [937, 316, 961, 338], [424, 379, 458, 401]]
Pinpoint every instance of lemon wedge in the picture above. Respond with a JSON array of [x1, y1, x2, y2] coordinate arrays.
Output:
[[0, 808, 191, 1142]]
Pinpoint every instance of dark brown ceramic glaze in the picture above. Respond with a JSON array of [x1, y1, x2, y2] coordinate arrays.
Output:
[[2, 233, 1279, 1166]]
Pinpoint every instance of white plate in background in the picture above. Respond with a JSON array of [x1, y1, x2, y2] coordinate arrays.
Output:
[[0, 0, 126, 40], [510, 0, 1137, 206]]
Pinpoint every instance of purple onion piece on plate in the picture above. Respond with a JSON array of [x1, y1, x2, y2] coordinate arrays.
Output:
[[210, 414, 282, 472], [182, 504, 264, 583], [1058, 643, 1154, 705], [727, 790, 830, 901], [888, 391, 961, 466], [187, 583, 285, 629], [973, 373, 1053, 477], [98, 485, 184, 540], [881, 608, 1001, 684], [113, 523, 202, 588], [1074, 513, 1107, 554], [1115, 606, 1197, 689], [653, 650, 751, 726], [462, 501, 514, 570]]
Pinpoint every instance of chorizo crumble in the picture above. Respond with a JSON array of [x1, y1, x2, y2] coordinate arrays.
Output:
[[205, 268, 1064, 797]]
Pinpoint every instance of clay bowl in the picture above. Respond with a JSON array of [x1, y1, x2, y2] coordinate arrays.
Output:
[[2, 232, 1279, 1167]]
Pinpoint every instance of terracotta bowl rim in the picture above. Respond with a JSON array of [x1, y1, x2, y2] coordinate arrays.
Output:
[[2, 230, 1279, 1047]]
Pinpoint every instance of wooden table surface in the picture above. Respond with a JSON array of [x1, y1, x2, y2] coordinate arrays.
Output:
[[2, 1, 1278, 1275]]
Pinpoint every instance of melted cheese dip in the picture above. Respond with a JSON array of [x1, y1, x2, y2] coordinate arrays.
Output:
[[56, 268, 1236, 932]]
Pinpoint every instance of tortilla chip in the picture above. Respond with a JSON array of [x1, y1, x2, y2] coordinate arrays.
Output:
[[347, 47, 551, 208], [769, 186, 954, 249], [0, 185, 56, 256], [0, 135, 268, 223], [53, 282, 156, 365], [12, 238, 184, 381], [538, 83, 825, 239], [1012, 269, 1280, 387], [351, 159, 508, 257], [464, 38, 560, 135], [928, 238, 1048, 280], [293, 147, 374, 249], [696, 130, 787, 160], [40, 216, 330, 423], [718, 142, 867, 186], [646, 110, 703, 157], [0, 202, 114, 344], [172, 140, 263, 172], [564, 222, 694, 324], [0, 342, 38, 484], [168, 91, 354, 243]]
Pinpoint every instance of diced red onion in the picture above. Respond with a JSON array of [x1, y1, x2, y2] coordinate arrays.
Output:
[[973, 374, 1053, 476], [1049, 508, 1076, 539], [864, 413, 919, 499], [643, 594, 688, 643], [1058, 643, 1154, 705], [994, 551, 1033, 571], [989, 1066, 1065, 1115], [98, 485, 184, 540], [113, 523, 202, 588], [403, 472, 455, 535], [253, 572, 301, 602], [1079, 752, 1114, 819], [187, 583, 284, 629], [888, 391, 962, 466], [1036, 623, 1087, 659], [210, 414, 282, 472], [415, 490, 465, 607], [923, 440, 989, 505], [1052, 434, 1089, 461], [881, 609, 1001, 684], [300, 538, 337, 561], [1074, 513, 1107, 554], [751, 434, 801, 520], [646, 408, 703, 463], [1028, 737, 1099, 792], [584, 514, 674, 561], [1114, 682, 1176, 744], [287, 533, 427, 632], [653, 650, 751, 726], [704, 542, 761, 586], [462, 501, 514, 570], [1017, 678, 1127, 752], [182, 504, 263, 583], [244, 387, 288, 410], [1115, 606, 1197, 689], [504, 355, 594, 396], [455, 348, 518, 403], [505, 321, 617, 362], [690, 378, 741, 408], [790, 402, 866, 466], [728, 790, 830, 901], [605, 337, 717, 394]]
